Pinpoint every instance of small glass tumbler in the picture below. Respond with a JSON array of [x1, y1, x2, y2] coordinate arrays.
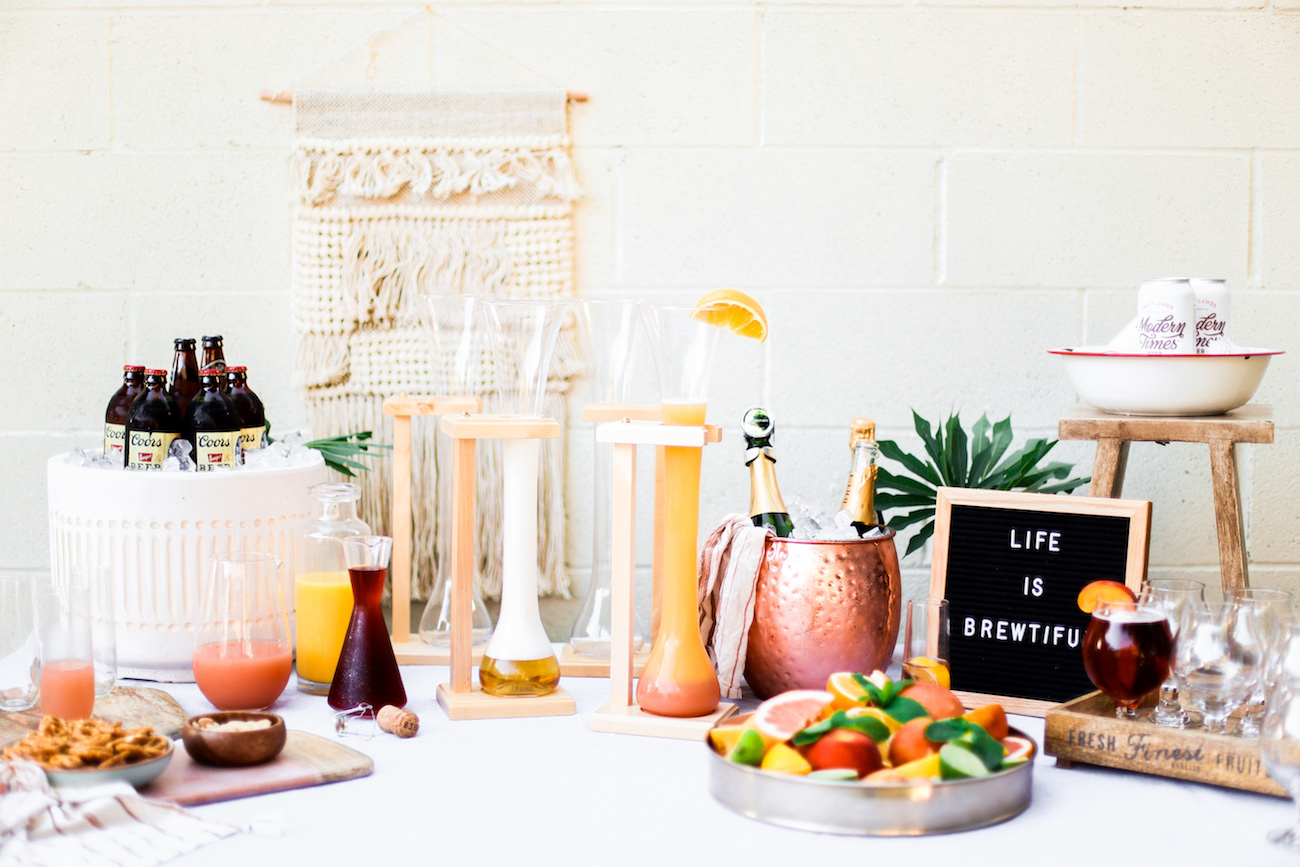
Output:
[[73, 565, 117, 698], [37, 582, 95, 721], [0, 575, 39, 712], [903, 598, 950, 687], [1228, 587, 1294, 737], [1177, 602, 1261, 734], [1146, 578, 1206, 727]]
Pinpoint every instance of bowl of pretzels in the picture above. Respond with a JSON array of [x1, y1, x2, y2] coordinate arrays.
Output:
[[1, 716, 173, 788]]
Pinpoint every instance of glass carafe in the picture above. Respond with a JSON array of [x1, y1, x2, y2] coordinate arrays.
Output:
[[569, 299, 647, 657], [416, 293, 494, 647], [296, 483, 372, 695], [635, 303, 722, 717], [328, 535, 407, 711], [477, 299, 568, 696]]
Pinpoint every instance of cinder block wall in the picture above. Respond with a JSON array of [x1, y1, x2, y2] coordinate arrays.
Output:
[[4, 3, 1297, 634]]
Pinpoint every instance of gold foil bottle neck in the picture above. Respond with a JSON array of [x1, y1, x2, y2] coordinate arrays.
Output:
[[849, 418, 876, 446]]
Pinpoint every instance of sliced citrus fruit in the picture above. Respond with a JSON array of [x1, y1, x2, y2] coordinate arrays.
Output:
[[708, 722, 747, 755], [891, 752, 943, 780], [728, 728, 766, 766], [746, 690, 834, 747], [903, 656, 951, 689], [760, 742, 812, 775], [691, 288, 768, 342], [1077, 579, 1136, 613], [962, 704, 1009, 741], [844, 706, 903, 735], [826, 671, 872, 710], [1001, 735, 1036, 763], [808, 768, 859, 781], [938, 743, 990, 780]]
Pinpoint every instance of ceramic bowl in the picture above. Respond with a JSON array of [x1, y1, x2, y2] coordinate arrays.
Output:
[[1049, 347, 1282, 416], [182, 712, 287, 767], [3, 736, 175, 789]]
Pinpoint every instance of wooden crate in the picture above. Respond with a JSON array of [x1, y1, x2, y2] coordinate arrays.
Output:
[[1044, 690, 1285, 797]]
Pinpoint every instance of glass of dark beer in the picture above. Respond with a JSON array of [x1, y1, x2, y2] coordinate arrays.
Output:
[[1082, 595, 1175, 719]]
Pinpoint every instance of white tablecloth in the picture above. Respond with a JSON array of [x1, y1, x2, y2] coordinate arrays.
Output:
[[144, 657, 1297, 866]]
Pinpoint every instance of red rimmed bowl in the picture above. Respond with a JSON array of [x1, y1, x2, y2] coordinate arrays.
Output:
[[1049, 347, 1282, 416]]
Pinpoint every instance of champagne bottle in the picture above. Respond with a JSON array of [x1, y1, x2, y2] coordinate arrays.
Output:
[[840, 418, 880, 533], [741, 407, 794, 537]]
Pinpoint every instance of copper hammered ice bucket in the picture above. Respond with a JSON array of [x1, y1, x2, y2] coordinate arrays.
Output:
[[744, 531, 902, 700]]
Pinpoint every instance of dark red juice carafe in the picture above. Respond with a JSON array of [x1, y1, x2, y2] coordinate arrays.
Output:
[[327, 564, 407, 712]]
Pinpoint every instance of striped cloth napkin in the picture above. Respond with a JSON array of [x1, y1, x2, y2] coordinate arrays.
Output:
[[697, 515, 773, 699], [0, 759, 237, 867]]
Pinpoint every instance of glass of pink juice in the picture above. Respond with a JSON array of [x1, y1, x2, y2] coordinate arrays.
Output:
[[194, 552, 292, 711], [36, 582, 95, 720]]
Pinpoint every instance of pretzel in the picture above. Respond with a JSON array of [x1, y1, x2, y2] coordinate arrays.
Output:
[[2, 716, 169, 770]]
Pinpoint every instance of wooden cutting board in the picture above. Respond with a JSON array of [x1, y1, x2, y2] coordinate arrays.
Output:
[[144, 731, 373, 806], [0, 685, 189, 741]]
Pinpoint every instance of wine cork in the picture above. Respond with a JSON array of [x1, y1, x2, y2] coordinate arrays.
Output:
[[377, 705, 419, 738]]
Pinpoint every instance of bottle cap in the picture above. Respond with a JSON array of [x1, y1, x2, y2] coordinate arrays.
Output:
[[226, 365, 247, 373], [202, 335, 223, 343], [199, 367, 223, 376], [174, 338, 196, 348], [849, 418, 876, 445], [740, 407, 774, 441], [124, 364, 145, 372], [146, 369, 167, 377]]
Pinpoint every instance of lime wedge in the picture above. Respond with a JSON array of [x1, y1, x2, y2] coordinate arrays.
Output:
[[808, 768, 859, 781], [728, 728, 766, 766], [939, 743, 991, 780]]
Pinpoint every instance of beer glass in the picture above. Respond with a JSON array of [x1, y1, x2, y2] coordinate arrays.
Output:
[[1261, 653, 1300, 849], [1176, 602, 1262, 734], [1228, 587, 1294, 737], [1081, 594, 1174, 719], [1146, 578, 1206, 727], [0, 575, 39, 712], [37, 582, 95, 720]]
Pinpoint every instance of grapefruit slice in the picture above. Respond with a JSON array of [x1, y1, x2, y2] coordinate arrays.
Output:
[[746, 690, 834, 746], [691, 288, 768, 342], [1077, 579, 1136, 613], [1001, 735, 1036, 764]]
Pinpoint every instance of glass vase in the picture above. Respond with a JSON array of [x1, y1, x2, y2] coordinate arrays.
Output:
[[635, 303, 722, 718], [328, 535, 407, 712], [569, 299, 647, 658], [476, 299, 568, 696], [416, 292, 494, 647]]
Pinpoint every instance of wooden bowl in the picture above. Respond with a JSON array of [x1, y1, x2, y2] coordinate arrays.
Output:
[[182, 712, 287, 767]]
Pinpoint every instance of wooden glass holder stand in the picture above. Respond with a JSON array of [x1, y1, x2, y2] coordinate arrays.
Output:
[[382, 394, 483, 665], [587, 418, 738, 739], [435, 412, 575, 720], [558, 402, 661, 678], [1058, 403, 1273, 592]]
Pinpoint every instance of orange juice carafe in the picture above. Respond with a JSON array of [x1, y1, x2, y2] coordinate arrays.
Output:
[[295, 483, 372, 695], [635, 305, 723, 718]]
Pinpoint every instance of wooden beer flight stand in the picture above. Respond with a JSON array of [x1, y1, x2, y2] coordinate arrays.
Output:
[[557, 402, 660, 678], [1057, 403, 1274, 592], [435, 412, 575, 720], [382, 394, 483, 665], [587, 418, 738, 740]]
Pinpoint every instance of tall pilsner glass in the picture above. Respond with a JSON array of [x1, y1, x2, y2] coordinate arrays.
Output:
[[416, 293, 494, 647], [477, 299, 568, 696], [635, 303, 722, 717], [569, 299, 647, 657]]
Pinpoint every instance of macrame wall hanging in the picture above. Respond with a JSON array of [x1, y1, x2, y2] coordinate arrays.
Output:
[[289, 89, 583, 600]]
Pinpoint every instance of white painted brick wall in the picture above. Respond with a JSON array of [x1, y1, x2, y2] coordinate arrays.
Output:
[[3, 2, 1297, 624]]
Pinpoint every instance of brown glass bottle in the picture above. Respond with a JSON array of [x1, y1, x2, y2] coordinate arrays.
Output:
[[169, 338, 201, 418], [104, 365, 145, 462], [125, 369, 183, 471], [184, 368, 241, 471], [225, 366, 266, 457], [201, 335, 228, 391]]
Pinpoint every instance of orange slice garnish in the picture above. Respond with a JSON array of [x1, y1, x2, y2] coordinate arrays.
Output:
[[1077, 580, 1137, 614]]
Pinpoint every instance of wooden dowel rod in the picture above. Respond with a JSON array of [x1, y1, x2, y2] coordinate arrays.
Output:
[[260, 89, 587, 104]]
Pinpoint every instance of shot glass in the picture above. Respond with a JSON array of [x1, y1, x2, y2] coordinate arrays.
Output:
[[0, 575, 39, 712], [37, 582, 95, 721], [903, 598, 950, 687]]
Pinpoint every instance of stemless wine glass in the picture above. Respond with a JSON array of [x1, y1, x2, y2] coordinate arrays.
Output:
[[1177, 602, 1263, 734], [1146, 578, 1207, 727], [1081, 594, 1174, 719], [1261, 654, 1300, 849], [193, 552, 292, 711], [1229, 587, 1295, 737], [903, 598, 950, 686]]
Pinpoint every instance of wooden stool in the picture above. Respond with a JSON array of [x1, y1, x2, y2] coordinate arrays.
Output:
[[1058, 404, 1274, 593]]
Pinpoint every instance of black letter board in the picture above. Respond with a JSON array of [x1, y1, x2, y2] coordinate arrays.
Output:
[[928, 488, 1151, 717]]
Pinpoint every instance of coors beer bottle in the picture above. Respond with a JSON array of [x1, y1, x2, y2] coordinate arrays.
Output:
[[169, 338, 201, 418], [225, 366, 266, 458], [185, 368, 241, 471], [125, 369, 183, 471], [201, 335, 228, 391], [104, 365, 145, 461]]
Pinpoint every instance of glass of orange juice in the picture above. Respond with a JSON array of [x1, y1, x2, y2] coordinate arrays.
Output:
[[193, 552, 293, 711], [36, 581, 95, 721]]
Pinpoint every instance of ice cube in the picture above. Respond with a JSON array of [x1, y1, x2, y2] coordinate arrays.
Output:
[[833, 509, 853, 529], [168, 438, 194, 471], [65, 448, 89, 467], [89, 450, 122, 470], [162, 457, 181, 472], [860, 524, 888, 539]]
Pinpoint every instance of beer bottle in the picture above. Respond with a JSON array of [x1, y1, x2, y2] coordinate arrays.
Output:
[[225, 366, 266, 458], [125, 369, 183, 471], [169, 338, 201, 418], [840, 418, 880, 533], [184, 368, 241, 471], [741, 407, 794, 537], [104, 365, 145, 461], [201, 335, 228, 390]]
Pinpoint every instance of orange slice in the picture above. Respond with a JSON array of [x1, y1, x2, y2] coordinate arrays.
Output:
[[691, 288, 768, 342], [962, 703, 1009, 741], [903, 656, 951, 690], [760, 742, 812, 775], [890, 752, 943, 780], [1077, 580, 1136, 614], [708, 722, 748, 755], [746, 689, 834, 747], [844, 706, 903, 735], [826, 671, 871, 710]]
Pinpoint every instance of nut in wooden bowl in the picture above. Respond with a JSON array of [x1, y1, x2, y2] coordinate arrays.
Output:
[[182, 712, 287, 768]]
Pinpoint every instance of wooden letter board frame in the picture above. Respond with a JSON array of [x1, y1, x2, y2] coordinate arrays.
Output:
[[929, 487, 1151, 717]]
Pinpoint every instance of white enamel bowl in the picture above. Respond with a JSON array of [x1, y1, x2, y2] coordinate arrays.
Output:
[[1049, 347, 1282, 417]]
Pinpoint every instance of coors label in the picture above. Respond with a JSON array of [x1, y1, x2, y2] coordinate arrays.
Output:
[[127, 430, 178, 470], [1136, 278, 1195, 354], [195, 431, 237, 471], [104, 423, 126, 456]]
